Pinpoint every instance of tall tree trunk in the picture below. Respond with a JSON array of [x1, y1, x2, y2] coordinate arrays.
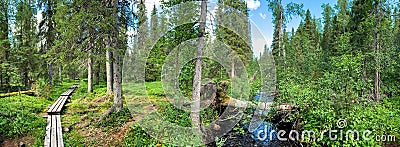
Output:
[[278, 2, 285, 67], [362, 58, 367, 97], [175, 46, 180, 91], [100, 0, 121, 119], [191, 0, 207, 130], [0, 66, 2, 85], [59, 67, 62, 82], [95, 59, 100, 85], [112, 0, 122, 112], [106, 41, 113, 93], [373, 0, 380, 101], [88, 48, 93, 93], [231, 62, 235, 78], [24, 70, 29, 88], [49, 62, 53, 85], [112, 41, 122, 112]]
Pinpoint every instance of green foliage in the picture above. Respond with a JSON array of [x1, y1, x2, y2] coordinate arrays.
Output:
[[35, 78, 52, 98], [124, 123, 159, 146], [155, 97, 192, 127], [63, 130, 85, 147], [145, 81, 165, 96], [278, 79, 400, 146], [215, 136, 228, 147], [0, 95, 50, 145], [98, 107, 132, 129]]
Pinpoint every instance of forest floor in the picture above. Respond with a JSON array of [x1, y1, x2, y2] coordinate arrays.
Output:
[[2, 80, 398, 146], [0, 80, 179, 146], [0, 80, 77, 146]]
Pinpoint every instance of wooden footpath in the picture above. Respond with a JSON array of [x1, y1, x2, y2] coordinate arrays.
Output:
[[44, 84, 78, 147]]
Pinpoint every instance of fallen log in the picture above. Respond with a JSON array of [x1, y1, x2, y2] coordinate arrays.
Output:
[[221, 97, 293, 111], [0, 90, 35, 98]]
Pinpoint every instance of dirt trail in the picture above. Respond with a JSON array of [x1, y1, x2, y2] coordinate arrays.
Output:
[[1, 135, 34, 147]]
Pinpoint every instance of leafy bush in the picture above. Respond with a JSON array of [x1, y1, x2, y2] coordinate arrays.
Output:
[[98, 107, 132, 128], [0, 95, 50, 145], [276, 56, 400, 147], [124, 123, 159, 146], [35, 78, 52, 99]]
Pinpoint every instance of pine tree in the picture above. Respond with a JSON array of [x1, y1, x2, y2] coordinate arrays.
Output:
[[104, 0, 123, 115], [215, 0, 253, 77], [15, 0, 38, 88], [330, 0, 351, 57], [146, 4, 164, 81], [294, 9, 321, 79], [150, 5, 159, 41], [321, 3, 333, 69], [0, 0, 10, 86], [190, 0, 207, 131], [268, 0, 303, 70], [135, 0, 148, 52], [38, 0, 57, 85], [350, 0, 374, 99]]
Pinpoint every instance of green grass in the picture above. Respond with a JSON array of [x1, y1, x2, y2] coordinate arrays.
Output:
[[49, 80, 78, 100], [63, 130, 85, 147], [124, 123, 159, 147], [145, 81, 165, 96], [0, 95, 50, 145], [0, 79, 80, 146], [123, 81, 220, 146]]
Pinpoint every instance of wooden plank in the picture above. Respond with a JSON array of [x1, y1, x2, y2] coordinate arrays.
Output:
[[50, 97, 64, 113], [44, 116, 51, 147], [60, 89, 73, 96], [55, 96, 68, 113], [52, 97, 64, 113], [60, 92, 68, 96], [48, 97, 63, 113], [50, 115, 57, 147], [56, 115, 64, 147], [69, 89, 74, 94], [49, 97, 62, 112], [221, 97, 294, 110], [69, 85, 77, 89]]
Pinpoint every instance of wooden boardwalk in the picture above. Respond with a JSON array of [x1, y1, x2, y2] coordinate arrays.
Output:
[[44, 84, 78, 147]]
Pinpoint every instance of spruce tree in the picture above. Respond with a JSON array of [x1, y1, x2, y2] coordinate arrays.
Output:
[[321, 3, 333, 69], [0, 0, 10, 86], [15, 0, 38, 88]]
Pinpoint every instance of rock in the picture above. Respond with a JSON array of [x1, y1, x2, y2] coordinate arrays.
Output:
[[213, 124, 221, 131], [19, 142, 25, 147], [63, 127, 70, 132], [200, 82, 217, 107]]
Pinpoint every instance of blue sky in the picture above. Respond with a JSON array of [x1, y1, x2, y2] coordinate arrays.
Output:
[[141, 0, 339, 57], [248, 0, 337, 57]]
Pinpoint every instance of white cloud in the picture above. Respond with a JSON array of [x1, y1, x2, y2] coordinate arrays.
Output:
[[259, 13, 266, 19], [246, 0, 260, 10], [145, 0, 163, 15]]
